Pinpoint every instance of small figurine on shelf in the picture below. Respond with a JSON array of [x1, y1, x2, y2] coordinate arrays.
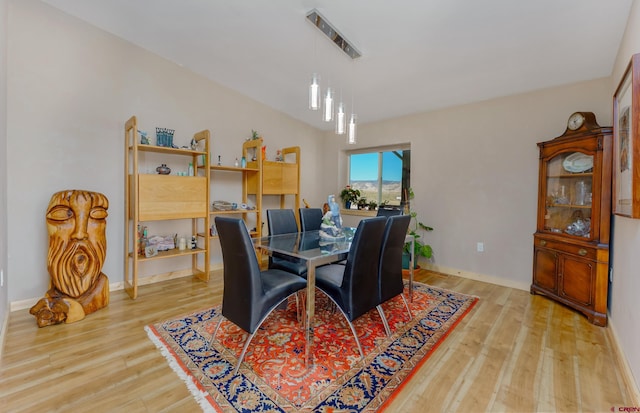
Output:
[[139, 130, 150, 145], [235, 158, 239, 167], [137, 225, 148, 256], [191, 235, 197, 249], [275, 150, 284, 162], [328, 194, 342, 229], [156, 164, 171, 175], [217, 155, 221, 166]]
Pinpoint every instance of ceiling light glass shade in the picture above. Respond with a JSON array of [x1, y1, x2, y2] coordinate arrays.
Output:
[[335, 102, 346, 134], [323, 87, 334, 122], [347, 113, 357, 144], [309, 73, 320, 110]]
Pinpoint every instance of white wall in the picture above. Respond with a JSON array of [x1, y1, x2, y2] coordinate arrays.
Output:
[[0, 0, 9, 347], [321, 79, 611, 290], [6, 0, 324, 303], [609, 0, 640, 395]]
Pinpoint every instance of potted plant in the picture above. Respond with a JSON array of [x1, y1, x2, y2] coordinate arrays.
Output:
[[357, 197, 369, 210], [368, 200, 378, 210], [339, 185, 360, 209], [403, 188, 434, 269]]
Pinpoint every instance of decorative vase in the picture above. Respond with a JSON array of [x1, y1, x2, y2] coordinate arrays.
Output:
[[156, 164, 171, 175], [345, 201, 351, 209]]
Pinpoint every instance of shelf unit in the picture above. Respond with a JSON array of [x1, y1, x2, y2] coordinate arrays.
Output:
[[124, 116, 210, 299], [209, 139, 262, 240], [531, 112, 612, 326], [246, 142, 300, 227]]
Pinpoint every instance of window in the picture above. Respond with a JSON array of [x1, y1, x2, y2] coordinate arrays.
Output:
[[348, 146, 410, 207]]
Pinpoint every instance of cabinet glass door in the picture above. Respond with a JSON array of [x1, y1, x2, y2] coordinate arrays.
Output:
[[543, 151, 593, 239]]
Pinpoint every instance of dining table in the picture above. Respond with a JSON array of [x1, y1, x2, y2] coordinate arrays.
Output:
[[253, 227, 415, 366]]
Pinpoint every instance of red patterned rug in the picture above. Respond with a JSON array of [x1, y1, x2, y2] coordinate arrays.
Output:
[[145, 282, 478, 412]]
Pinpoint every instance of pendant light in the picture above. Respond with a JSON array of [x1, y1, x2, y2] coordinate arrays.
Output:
[[347, 113, 357, 144], [347, 62, 357, 144], [323, 86, 334, 122], [309, 73, 320, 110], [335, 101, 346, 134], [305, 8, 361, 140]]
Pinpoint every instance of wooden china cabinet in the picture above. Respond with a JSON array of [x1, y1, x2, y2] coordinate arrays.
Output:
[[531, 112, 612, 326]]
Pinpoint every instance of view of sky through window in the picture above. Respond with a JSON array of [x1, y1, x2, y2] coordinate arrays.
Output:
[[349, 150, 406, 206]]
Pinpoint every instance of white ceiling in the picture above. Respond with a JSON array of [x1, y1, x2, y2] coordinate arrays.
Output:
[[42, 0, 633, 131]]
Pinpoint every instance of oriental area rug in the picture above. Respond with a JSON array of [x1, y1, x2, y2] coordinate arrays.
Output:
[[145, 282, 478, 412]]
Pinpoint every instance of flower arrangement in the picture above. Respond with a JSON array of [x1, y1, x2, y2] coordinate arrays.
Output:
[[339, 185, 360, 208]]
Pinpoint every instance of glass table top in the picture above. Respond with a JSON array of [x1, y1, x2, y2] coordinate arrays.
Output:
[[253, 228, 356, 261]]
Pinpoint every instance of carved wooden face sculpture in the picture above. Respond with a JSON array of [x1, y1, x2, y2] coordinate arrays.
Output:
[[46, 190, 109, 298]]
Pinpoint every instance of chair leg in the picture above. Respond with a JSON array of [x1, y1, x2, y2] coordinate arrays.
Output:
[[400, 293, 412, 320], [234, 329, 258, 376], [376, 305, 391, 336], [233, 292, 302, 376], [318, 290, 364, 358], [209, 316, 224, 348]]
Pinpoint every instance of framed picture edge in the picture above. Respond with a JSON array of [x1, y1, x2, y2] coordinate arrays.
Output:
[[613, 53, 640, 218]]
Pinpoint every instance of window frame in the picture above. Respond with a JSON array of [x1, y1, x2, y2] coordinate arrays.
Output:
[[346, 144, 411, 207]]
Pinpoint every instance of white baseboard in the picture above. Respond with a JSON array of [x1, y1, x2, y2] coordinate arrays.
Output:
[[423, 263, 530, 291], [0, 303, 8, 361], [10, 263, 224, 312], [607, 319, 640, 405]]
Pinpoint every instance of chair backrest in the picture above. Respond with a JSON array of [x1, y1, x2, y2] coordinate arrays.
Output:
[[378, 214, 411, 304], [299, 208, 323, 232], [376, 207, 403, 217], [266, 209, 298, 235], [342, 216, 387, 320], [215, 216, 264, 333]]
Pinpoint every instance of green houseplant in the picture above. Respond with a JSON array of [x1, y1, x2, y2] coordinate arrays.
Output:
[[403, 188, 434, 269], [339, 185, 360, 209]]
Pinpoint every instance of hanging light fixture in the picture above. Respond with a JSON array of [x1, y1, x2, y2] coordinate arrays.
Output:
[[306, 8, 361, 141], [309, 73, 320, 110], [335, 101, 346, 134], [347, 113, 357, 144], [323, 86, 334, 122], [306, 10, 361, 59]]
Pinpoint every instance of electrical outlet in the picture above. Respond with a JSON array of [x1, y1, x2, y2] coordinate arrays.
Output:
[[477, 242, 484, 252]]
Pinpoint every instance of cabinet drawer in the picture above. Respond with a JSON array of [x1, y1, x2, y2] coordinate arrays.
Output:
[[534, 237, 596, 260]]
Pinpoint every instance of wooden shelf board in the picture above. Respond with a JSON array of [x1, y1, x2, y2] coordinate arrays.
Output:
[[210, 209, 257, 215], [548, 173, 593, 178], [135, 144, 206, 156], [132, 247, 205, 262], [210, 165, 259, 172]]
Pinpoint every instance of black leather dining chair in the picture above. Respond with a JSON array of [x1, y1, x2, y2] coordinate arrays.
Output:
[[314, 216, 387, 358], [376, 207, 403, 217], [299, 208, 323, 232], [210, 217, 307, 375], [266, 209, 307, 277], [377, 214, 412, 335]]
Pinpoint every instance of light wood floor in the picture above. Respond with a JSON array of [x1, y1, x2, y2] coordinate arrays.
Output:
[[0, 270, 635, 412]]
